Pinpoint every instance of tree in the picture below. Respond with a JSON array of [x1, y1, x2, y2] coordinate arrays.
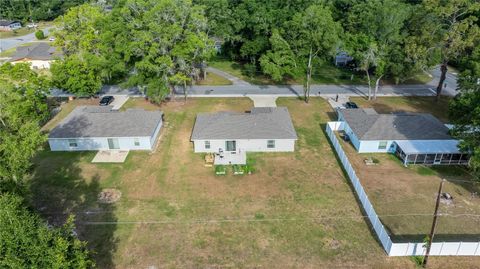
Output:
[[288, 5, 341, 102], [35, 30, 45, 40], [116, 0, 212, 102], [0, 63, 49, 192], [346, 0, 411, 100], [414, 0, 480, 99], [0, 193, 94, 268], [51, 55, 104, 97], [0, 0, 88, 22], [449, 66, 480, 179], [52, 4, 126, 96], [259, 29, 298, 82]]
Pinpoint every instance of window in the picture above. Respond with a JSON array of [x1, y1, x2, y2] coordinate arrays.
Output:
[[68, 139, 78, 148], [134, 138, 140, 146], [378, 141, 387, 150], [204, 141, 211, 149], [267, 140, 275, 149]]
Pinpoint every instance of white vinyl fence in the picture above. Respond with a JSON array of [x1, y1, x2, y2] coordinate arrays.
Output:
[[326, 122, 480, 256]]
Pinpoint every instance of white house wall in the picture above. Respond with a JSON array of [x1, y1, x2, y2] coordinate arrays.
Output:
[[342, 119, 396, 153], [12, 60, 52, 69], [149, 119, 163, 147], [49, 136, 152, 151], [193, 139, 295, 153], [342, 121, 361, 151], [358, 140, 396, 153]]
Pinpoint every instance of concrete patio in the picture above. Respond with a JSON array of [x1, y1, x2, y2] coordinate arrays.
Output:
[[92, 150, 129, 163], [214, 151, 246, 165]]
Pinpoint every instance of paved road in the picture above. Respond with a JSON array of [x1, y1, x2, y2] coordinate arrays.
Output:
[[429, 66, 458, 96], [0, 27, 53, 51], [170, 65, 459, 98], [173, 83, 437, 97]]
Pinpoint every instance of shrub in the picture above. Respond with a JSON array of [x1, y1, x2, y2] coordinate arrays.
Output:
[[215, 165, 227, 175], [35, 30, 45, 40]]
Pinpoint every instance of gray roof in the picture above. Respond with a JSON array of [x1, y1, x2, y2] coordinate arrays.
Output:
[[339, 108, 452, 141], [191, 107, 298, 140], [0, 20, 20, 26], [49, 106, 163, 138], [10, 43, 63, 62]]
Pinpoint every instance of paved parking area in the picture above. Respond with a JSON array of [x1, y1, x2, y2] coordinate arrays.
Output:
[[92, 150, 129, 163]]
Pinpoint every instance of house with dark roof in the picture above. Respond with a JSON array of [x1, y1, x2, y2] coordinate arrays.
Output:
[[48, 106, 163, 151], [337, 108, 470, 165], [0, 20, 21, 31], [9, 42, 63, 69], [191, 107, 298, 155]]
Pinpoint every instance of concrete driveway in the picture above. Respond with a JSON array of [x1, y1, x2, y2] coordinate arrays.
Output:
[[103, 95, 129, 110], [249, 95, 277, 107]]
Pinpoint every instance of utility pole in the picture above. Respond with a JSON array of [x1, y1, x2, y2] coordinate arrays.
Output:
[[422, 179, 445, 268]]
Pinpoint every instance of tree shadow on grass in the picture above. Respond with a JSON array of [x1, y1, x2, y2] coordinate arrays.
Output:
[[29, 150, 118, 269]]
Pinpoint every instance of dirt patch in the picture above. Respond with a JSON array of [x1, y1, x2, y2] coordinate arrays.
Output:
[[98, 189, 122, 204]]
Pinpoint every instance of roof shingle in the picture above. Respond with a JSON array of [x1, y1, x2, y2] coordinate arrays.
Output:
[[339, 109, 452, 141], [49, 106, 163, 138], [191, 107, 298, 140], [10, 43, 62, 62]]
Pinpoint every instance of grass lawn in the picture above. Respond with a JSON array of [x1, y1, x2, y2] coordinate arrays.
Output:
[[209, 58, 367, 85], [339, 138, 480, 243], [0, 21, 53, 39], [195, 72, 232, 86], [349, 96, 452, 123], [30, 97, 480, 268]]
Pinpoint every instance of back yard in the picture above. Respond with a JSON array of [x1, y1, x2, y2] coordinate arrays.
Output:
[[30, 97, 479, 268], [340, 137, 480, 243]]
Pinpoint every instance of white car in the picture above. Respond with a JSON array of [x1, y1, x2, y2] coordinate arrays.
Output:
[[49, 37, 55, 42]]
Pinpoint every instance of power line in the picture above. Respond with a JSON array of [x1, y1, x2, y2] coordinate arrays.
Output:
[[79, 212, 480, 226]]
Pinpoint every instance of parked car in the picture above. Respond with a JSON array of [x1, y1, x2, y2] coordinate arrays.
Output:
[[99, 96, 114, 106], [49, 37, 55, 41], [345, 102, 359, 109]]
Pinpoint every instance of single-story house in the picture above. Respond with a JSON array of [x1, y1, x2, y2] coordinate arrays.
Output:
[[191, 107, 298, 153], [49, 106, 163, 151], [0, 20, 21, 31], [337, 108, 470, 165], [9, 43, 63, 69], [335, 51, 353, 66]]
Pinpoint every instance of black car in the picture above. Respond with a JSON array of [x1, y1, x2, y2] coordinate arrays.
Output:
[[99, 96, 114, 106], [345, 102, 359, 109]]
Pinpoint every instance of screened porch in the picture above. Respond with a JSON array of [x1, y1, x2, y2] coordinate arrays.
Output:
[[394, 140, 470, 166]]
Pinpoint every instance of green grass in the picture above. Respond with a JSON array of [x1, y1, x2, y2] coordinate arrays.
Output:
[[209, 57, 366, 85], [29, 97, 480, 268], [0, 28, 36, 39], [350, 96, 452, 123], [195, 72, 232, 85], [0, 21, 54, 39]]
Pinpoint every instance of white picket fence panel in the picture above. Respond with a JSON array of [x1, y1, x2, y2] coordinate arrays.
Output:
[[325, 122, 480, 256]]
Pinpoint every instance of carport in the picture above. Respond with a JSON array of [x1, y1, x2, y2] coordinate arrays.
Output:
[[394, 140, 470, 166]]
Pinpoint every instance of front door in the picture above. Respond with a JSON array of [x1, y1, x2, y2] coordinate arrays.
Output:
[[107, 138, 120, 150], [225, 140, 236, 152]]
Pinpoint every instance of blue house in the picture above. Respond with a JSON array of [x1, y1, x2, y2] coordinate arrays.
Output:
[[337, 108, 470, 165]]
